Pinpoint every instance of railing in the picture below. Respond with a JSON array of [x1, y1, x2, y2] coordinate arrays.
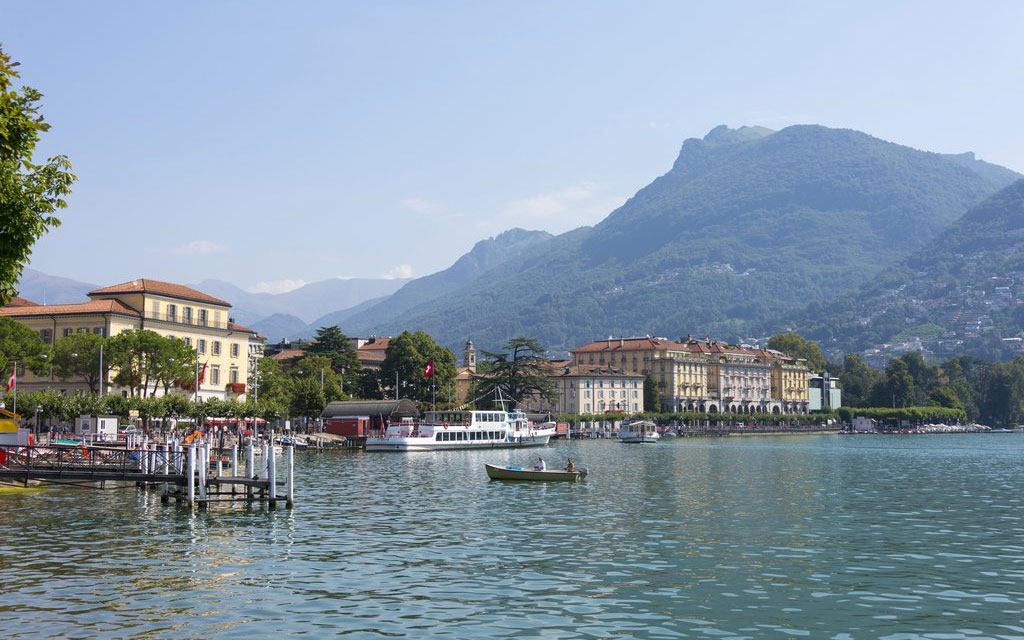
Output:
[[145, 312, 228, 330], [0, 443, 187, 478]]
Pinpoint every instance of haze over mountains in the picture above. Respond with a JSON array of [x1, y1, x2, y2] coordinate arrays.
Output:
[[15, 124, 1024, 362]]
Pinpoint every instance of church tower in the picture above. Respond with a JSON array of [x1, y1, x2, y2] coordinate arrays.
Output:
[[463, 337, 477, 372]]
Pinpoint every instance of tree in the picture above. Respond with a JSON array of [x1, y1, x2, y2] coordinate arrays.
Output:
[[0, 46, 77, 305], [472, 337, 555, 410], [249, 355, 291, 408], [767, 333, 828, 372], [380, 331, 457, 404], [294, 354, 344, 401], [307, 326, 363, 390], [643, 373, 660, 412], [839, 354, 877, 407], [0, 316, 49, 375], [871, 358, 916, 408], [51, 332, 107, 393], [290, 376, 327, 422]]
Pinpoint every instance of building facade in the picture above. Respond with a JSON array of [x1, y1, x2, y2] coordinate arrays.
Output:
[[547, 364, 644, 415], [0, 279, 264, 400], [571, 336, 810, 414]]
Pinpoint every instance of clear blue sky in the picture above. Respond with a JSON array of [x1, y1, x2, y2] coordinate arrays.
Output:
[[6, 1, 1023, 293]]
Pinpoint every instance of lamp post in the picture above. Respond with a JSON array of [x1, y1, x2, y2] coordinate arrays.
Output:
[[34, 404, 42, 444]]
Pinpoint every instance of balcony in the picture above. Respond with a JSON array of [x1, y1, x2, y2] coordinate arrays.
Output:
[[146, 312, 228, 330]]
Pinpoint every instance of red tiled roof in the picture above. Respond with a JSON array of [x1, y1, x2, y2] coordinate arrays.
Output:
[[358, 351, 386, 363], [270, 349, 306, 361], [0, 299, 140, 318], [7, 296, 39, 307], [358, 338, 391, 351], [89, 279, 230, 307], [228, 321, 256, 334], [571, 337, 688, 353]]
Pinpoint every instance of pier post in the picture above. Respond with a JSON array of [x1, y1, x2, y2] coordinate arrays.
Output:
[[268, 439, 278, 509], [216, 444, 223, 478], [187, 444, 195, 505], [286, 443, 294, 509], [246, 439, 255, 501], [231, 443, 238, 495], [198, 442, 208, 501], [161, 442, 169, 503]]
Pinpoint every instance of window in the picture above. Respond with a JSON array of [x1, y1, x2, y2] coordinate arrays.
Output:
[[93, 327, 103, 336], [212, 341, 221, 356], [183, 337, 191, 347], [39, 329, 52, 344], [183, 307, 193, 324], [436, 433, 443, 441], [77, 327, 87, 334], [210, 366, 220, 385], [230, 367, 239, 384], [167, 304, 177, 322], [198, 339, 207, 354], [231, 343, 239, 358], [198, 309, 208, 326]]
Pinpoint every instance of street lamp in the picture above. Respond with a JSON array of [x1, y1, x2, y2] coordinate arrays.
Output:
[[34, 404, 42, 444]]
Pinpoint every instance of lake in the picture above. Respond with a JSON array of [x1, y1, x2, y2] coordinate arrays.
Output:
[[2, 434, 1023, 639]]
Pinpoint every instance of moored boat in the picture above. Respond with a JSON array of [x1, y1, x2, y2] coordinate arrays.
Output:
[[366, 409, 552, 452], [485, 463, 586, 482], [619, 419, 660, 443]]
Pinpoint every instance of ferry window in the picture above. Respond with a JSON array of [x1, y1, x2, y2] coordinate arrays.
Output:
[[435, 433, 443, 441]]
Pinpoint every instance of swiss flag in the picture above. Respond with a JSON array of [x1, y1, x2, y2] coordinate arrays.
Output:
[[423, 360, 435, 378], [4, 365, 14, 393]]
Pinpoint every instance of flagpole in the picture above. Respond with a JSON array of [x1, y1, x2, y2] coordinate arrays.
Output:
[[12, 361, 16, 416], [195, 357, 199, 403]]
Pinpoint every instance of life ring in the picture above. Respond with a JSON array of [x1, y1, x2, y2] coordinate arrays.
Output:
[[444, 422, 449, 429]]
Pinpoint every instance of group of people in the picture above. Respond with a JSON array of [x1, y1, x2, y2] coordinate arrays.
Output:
[[533, 456, 574, 472]]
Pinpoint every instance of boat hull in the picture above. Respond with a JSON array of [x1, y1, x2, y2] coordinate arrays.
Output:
[[619, 435, 660, 443], [366, 435, 551, 452], [485, 463, 585, 481]]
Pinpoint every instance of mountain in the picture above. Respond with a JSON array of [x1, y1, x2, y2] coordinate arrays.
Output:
[[341, 228, 554, 331], [190, 277, 411, 325], [14, 268, 98, 304], [249, 313, 310, 343], [344, 124, 1021, 353], [794, 178, 1024, 361]]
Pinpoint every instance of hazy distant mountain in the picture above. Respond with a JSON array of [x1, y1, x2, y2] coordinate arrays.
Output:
[[346, 124, 1021, 353], [795, 178, 1024, 360], [14, 268, 97, 304], [342, 228, 554, 332], [249, 313, 311, 343], [191, 277, 411, 325]]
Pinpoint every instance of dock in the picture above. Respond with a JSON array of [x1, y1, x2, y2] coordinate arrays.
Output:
[[0, 436, 296, 509]]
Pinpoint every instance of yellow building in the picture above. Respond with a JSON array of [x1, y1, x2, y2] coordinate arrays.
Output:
[[0, 279, 264, 400], [572, 336, 810, 414]]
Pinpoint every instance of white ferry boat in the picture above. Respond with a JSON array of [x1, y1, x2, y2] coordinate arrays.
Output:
[[618, 419, 660, 443], [365, 409, 552, 452]]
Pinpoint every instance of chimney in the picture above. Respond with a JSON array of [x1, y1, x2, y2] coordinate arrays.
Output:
[[619, 336, 624, 347], [607, 336, 612, 347]]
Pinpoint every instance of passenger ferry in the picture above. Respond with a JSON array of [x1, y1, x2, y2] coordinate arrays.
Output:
[[365, 409, 553, 452]]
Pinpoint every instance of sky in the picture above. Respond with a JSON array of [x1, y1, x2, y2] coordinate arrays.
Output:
[[5, 1, 1024, 293]]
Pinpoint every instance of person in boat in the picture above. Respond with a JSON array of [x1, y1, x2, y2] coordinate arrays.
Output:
[[565, 458, 574, 472], [534, 457, 546, 471]]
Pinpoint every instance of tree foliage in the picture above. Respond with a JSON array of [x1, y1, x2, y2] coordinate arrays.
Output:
[[0, 46, 77, 305], [0, 316, 48, 374], [307, 325, 363, 390], [380, 330, 456, 404], [471, 337, 555, 409]]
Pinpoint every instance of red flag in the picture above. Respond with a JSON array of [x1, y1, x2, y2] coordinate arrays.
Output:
[[423, 360, 434, 378], [4, 365, 14, 393], [198, 362, 208, 384]]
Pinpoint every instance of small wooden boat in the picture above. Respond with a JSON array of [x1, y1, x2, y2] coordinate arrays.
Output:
[[485, 463, 587, 482]]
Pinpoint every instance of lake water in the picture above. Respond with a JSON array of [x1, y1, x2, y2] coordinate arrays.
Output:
[[2, 434, 1024, 639]]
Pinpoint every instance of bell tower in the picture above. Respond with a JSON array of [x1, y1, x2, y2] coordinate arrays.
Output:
[[463, 337, 477, 372]]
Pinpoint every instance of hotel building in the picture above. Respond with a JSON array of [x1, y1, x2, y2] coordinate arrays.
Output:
[[0, 279, 264, 400]]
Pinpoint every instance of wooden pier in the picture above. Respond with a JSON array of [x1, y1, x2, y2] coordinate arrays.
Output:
[[0, 436, 296, 509]]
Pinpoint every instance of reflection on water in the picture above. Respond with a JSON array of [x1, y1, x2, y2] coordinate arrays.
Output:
[[2, 435, 1024, 638]]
